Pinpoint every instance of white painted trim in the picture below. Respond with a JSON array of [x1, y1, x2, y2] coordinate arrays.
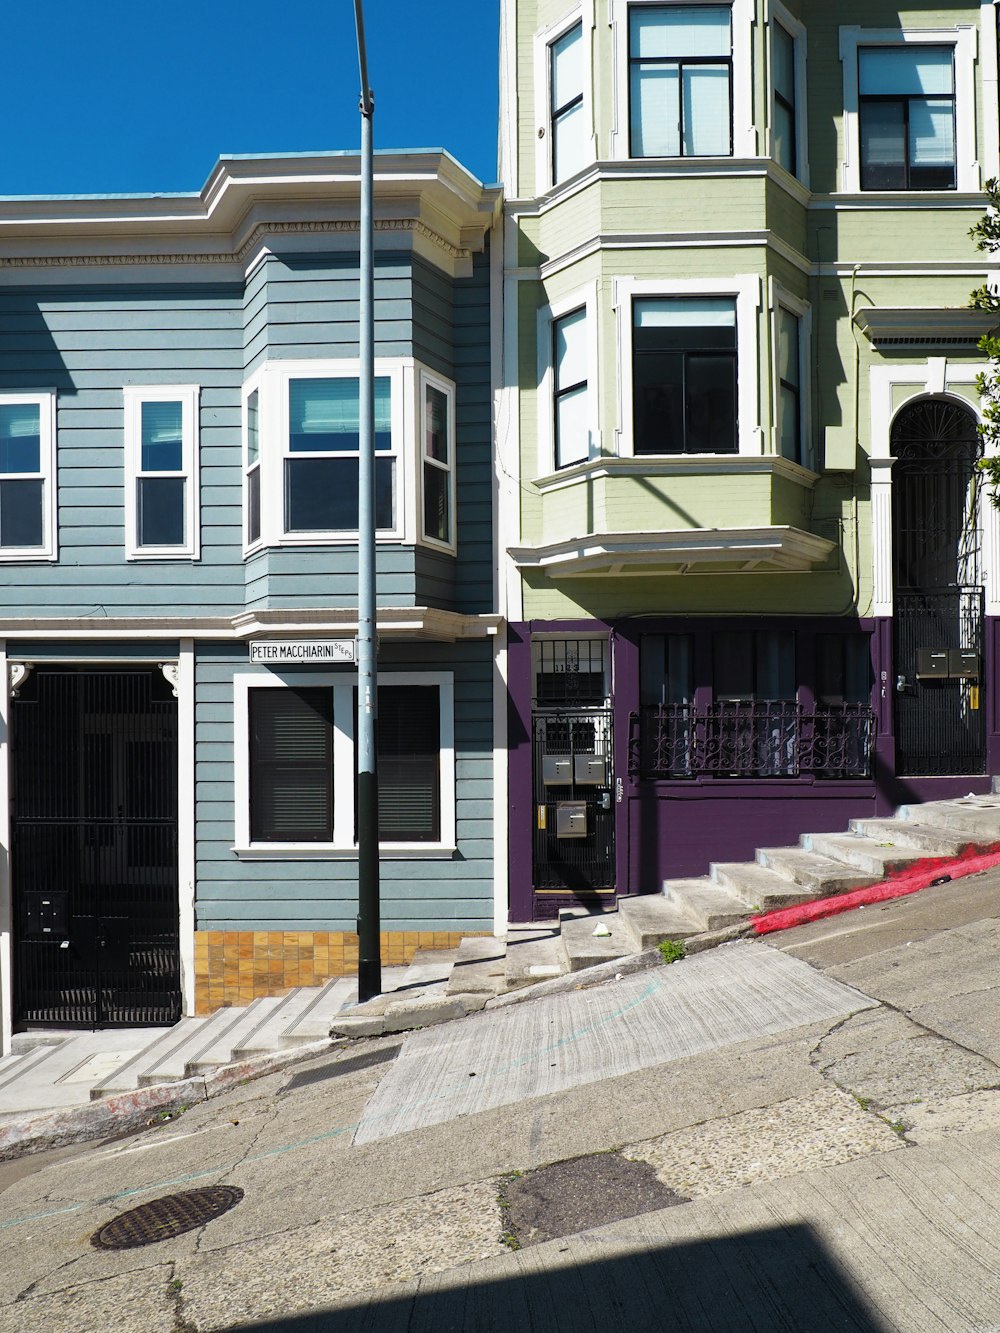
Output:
[[610, 0, 756, 161], [499, 0, 520, 194], [242, 367, 265, 558], [769, 278, 813, 468], [0, 391, 57, 563], [839, 24, 980, 194], [0, 640, 10, 1056], [868, 362, 988, 615], [536, 281, 599, 476], [981, 2, 1000, 181], [769, 2, 809, 188], [418, 367, 458, 554], [232, 669, 457, 855], [613, 272, 762, 456], [176, 640, 196, 1016], [534, 4, 596, 195], [123, 384, 201, 560]]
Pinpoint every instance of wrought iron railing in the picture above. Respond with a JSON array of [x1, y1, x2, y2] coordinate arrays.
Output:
[[636, 701, 876, 780]]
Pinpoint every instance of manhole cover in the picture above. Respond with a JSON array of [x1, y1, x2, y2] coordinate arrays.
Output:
[[90, 1186, 244, 1250]]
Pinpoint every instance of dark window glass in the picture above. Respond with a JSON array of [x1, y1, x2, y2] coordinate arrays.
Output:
[[375, 686, 441, 841], [285, 457, 394, 531], [714, 630, 795, 699], [640, 634, 694, 705], [249, 688, 334, 842], [772, 22, 796, 174], [817, 635, 871, 704], [0, 478, 43, 547], [247, 467, 261, 546], [423, 465, 450, 544], [138, 476, 185, 546], [633, 298, 737, 454]]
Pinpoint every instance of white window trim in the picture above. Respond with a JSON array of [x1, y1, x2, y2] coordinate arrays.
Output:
[[0, 391, 57, 563], [418, 367, 458, 554], [839, 24, 979, 194], [610, 0, 756, 162], [536, 282, 599, 477], [769, 280, 813, 469], [232, 669, 456, 856], [242, 369, 264, 558], [770, 2, 809, 187], [534, 3, 596, 193], [614, 273, 762, 457], [123, 385, 200, 561]]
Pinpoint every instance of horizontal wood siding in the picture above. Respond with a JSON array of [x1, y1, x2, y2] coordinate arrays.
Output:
[[194, 639, 495, 932]]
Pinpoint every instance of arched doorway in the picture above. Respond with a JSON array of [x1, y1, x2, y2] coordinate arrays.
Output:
[[891, 396, 984, 775]]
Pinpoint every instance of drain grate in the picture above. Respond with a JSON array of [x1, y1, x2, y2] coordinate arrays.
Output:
[[90, 1186, 244, 1250], [283, 1043, 401, 1092]]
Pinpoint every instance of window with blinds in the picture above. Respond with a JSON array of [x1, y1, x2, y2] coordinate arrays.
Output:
[[375, 686, 441, 841], [249, 687, 335, 842], [629, 5, 732, 158], [124, 385, 199, 559], [858, 45, 955, 190]]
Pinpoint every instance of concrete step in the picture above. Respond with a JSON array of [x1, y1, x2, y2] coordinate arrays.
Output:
[[91, 1017, 208, 1097], [756, 846, 880, 896], [398, 949, 456, 994], [503, 927, 565, 990], [710, 862, 818, 913], [896, 797, 1000, 837], [616, 894, 704, 951], [801, 831, 927, 877], [232, 977, 356, 1055], [849, 817, 985, 858], [186, 996, 288, 1074], [445, 937, 508, 996], [558, 911, 631, 972], [664, 877, 753, 930]]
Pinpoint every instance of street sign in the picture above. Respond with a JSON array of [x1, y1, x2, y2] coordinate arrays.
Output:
[[249, 640, 357, 666]]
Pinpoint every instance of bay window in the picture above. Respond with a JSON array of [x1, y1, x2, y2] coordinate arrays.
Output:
[[633, 297, 737, 454], [629, 5, 732, 157], [859, 45, 955, 190]]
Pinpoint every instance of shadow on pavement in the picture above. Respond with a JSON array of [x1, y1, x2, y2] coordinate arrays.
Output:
[[237, 1222, 889, 1332]]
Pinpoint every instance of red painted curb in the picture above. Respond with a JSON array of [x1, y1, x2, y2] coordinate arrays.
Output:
[[752, 842, 1000, 936]]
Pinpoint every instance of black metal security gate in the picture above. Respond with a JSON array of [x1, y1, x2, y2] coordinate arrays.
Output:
[[892, 398, 985, 776], [12, 669, 180, 1027], [532, 709, 615, 892]]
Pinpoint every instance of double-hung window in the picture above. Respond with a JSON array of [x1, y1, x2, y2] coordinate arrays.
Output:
[[124, 386, 199, 559], [629, 5, 732, 157], [553, 307, 589, 468], [421, 371, 454, 548], [0, 394, 56, 559], [858, 45, 955, 190], [772, 20, 797, 175], [776, 307, 802, 464], [632, 297, 737, 454], [285, 375, 394, 533], [245, 387, 261, 548], [238, 672, 454, 852], [551, 21, 586, 183]]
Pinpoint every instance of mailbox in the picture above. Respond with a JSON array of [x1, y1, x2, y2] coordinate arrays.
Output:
[[574, 753, 607, 785], [542, 755, 573, 785], [916, 648, 949, 679], [23, 891, 69, 941], [948, 649, 979, 679], [556, 801, 588, 839]]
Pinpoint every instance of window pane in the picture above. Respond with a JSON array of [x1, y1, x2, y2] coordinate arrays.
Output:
[[555, 307, 587, 389], [551, 22, 583, 110], [631, 63, 679, 156], [715, 632, 753, 698], [686, 353, 737, 452], [756, 630, 795, 699], [683, 65, 730, 155], [247, 466, 261, 546], [773, 23, 795, 103], [818, 635, 871, 704], [777, 307, 799, 388], [860, 102, 906, 189], [632, 6, 730, 58], [141, 400, 183, 472], [285, 456, 394, 531], [0, 404, 40, 474], [635, 297, 736, 332], [423, 462, 450, 543], [779, 384, 800, 463], [553, 99, 587, 180], [376, 686, 440, 841], [910, 98, 955, 166], [247, 389, 259, 466], [641, 634, 693, 705], [249, 688, 333, 842], [555, 383, 589, 467], [425, 383, 449, 463], [773, 100, 794, 174], [634, 350, 684, 453], [289, 377, 391, 452], [859, 46, 953, 97], [0, 478, 43, 547], [138, 476, 185, 546]]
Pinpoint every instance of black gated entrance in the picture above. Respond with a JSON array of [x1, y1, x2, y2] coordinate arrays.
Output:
[[532, 709, 615, 894], [12, 668, 181, 1027], [892, 398, 985, 776]]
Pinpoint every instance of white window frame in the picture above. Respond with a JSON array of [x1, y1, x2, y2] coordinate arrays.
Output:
[[839, 24, 979, 193], [123, 385, 200, 560], [770, 3, 809, 186], [610, 0, 756, 161], [537, 282, 599, 477], [770, 281, 813, 469], [232, 669, 456, 857], [243, 371, 264, 557], [0, 391, 57, 562], [418, 367, 458, 553], [534, 3, 595, 192], [614, 273, 762, 457]]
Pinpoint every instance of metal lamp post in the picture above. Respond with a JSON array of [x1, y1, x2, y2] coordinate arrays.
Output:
[[353, 0, 381, 1002]]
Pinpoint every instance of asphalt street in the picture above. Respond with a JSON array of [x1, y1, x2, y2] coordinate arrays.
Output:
[[3, 871, 1000, 1331]]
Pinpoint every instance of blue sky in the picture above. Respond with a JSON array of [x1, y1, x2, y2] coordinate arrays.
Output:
[[3, 1, 499, 198]]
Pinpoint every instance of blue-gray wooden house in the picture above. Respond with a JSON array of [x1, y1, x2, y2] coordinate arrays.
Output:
[[0, 150, 502, 1035]]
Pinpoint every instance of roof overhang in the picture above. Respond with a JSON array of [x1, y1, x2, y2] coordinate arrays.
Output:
[[509, 527, 836, 577]]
